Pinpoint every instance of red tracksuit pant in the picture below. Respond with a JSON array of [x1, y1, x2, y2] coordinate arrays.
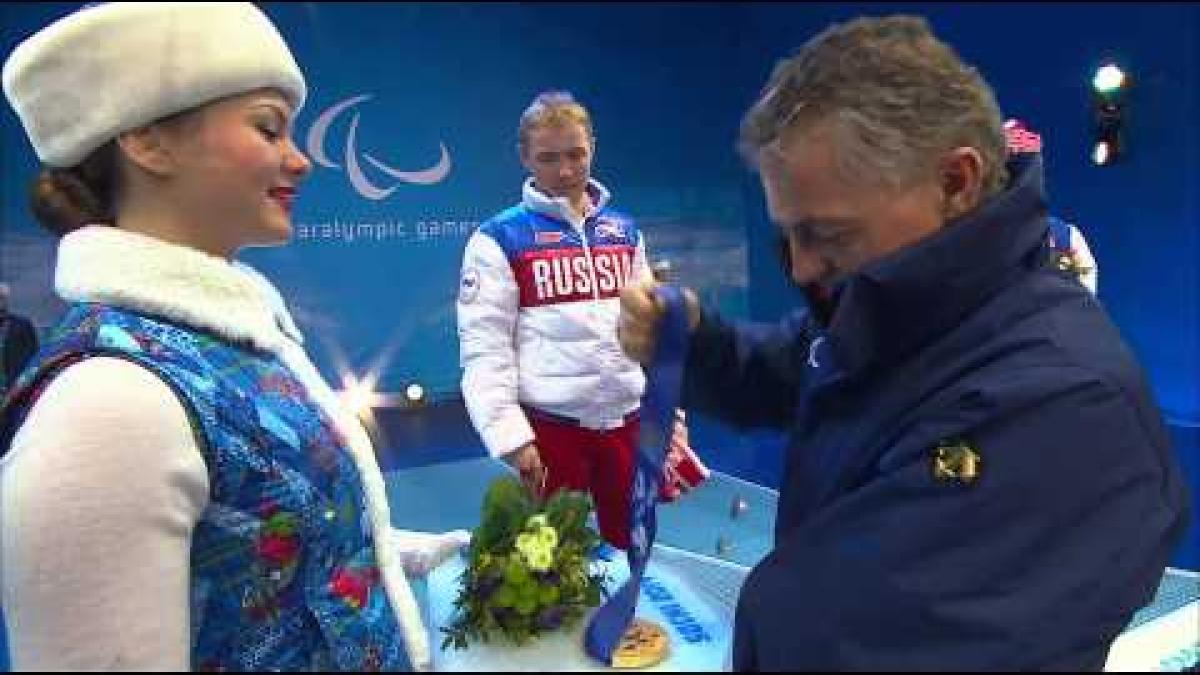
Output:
[[529, 413, 638, 550]]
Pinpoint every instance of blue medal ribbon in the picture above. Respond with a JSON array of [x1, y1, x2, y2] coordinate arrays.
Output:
[[584, 284, 689, 664]]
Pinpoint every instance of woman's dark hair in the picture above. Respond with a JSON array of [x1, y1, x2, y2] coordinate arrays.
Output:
[[28, 140, 118, 235]]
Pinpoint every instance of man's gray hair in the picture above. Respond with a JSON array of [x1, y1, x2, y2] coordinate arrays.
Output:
[[739, 15, 1008, 197]]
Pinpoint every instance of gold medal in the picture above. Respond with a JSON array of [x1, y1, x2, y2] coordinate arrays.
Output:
[[610, 618, 671, 669]]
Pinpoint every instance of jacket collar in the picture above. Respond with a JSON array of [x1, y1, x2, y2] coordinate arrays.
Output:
[[821, 154, 1050, 376], [521, 177, 611, 229], [54, 225, 300, 355]]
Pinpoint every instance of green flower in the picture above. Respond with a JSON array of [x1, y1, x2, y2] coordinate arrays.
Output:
[[536, 526, 558, 551], [525, 548, 554, 572], [516, 527, 557, 562], [516, 532, 537, 555], [527, 514, 548, 530]]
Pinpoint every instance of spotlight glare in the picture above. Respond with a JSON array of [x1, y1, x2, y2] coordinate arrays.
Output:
[[1088, 60, 1128, 166], [405, 383, 425, 403], [339, 374, 376, 418], [1093, 64, 1126, 94]]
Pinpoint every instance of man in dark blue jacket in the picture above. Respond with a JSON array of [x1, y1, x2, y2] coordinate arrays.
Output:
[[618, 15, 1190, 671]]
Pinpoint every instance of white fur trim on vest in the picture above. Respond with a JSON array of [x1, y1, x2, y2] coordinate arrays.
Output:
[[234, 262, 306, 345], [2, 2, 306, 167], [55, 226, 287, 355]]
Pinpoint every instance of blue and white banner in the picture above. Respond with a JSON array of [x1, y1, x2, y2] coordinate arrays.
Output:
[[1, 3, 746, 403]]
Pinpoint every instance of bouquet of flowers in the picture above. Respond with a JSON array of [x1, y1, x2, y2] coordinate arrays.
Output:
[[441, 476, 609, 650]]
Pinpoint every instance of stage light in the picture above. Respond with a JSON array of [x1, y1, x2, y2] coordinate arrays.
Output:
[[1089, 59, 1129, 166], [1091, 109, 1124, 166], [339, 373, 378, 419], [1092, 63, 1126, 95], [405, 383, 426, 405]]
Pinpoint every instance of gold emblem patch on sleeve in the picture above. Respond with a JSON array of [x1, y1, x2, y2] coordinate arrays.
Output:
[[610, 618, 670, 669], [932, 439, 981, 484]]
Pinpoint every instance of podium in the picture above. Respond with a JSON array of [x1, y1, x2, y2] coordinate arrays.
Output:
[[0, 456, 1194, 671], [387, 458, 1198, 672], [423, 544, 740, 670]]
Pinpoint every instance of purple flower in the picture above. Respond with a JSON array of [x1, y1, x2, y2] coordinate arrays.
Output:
[[492, 606, 518, 624], [475, 573, 503, 599], [535, 605, 567, 630], [534, 569, 562, 585]]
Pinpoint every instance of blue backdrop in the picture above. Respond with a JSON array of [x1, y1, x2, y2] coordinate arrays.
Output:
[[738, 2, 1200, 429], [0, 3, 1196, 569], [1, 2, 753, 399]]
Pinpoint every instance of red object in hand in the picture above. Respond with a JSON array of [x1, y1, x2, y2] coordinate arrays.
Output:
[[659, 415, 710, 502]]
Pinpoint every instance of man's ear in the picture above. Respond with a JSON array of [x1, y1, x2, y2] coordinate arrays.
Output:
[[517, 141, 533, 171], [939, 146, 985, 221], [115, 125, 177, 177]]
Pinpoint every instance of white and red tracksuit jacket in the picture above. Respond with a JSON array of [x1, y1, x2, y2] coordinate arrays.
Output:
[[456, 178, 649, 458]]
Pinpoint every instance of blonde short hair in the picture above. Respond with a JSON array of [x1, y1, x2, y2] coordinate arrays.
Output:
[[517, 90, 594, 153]]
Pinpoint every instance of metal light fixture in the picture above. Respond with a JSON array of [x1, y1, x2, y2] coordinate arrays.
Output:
[[1090, 59, 1129, 166]]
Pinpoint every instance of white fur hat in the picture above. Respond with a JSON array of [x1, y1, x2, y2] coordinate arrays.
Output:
[[2, 2, 307, 168]]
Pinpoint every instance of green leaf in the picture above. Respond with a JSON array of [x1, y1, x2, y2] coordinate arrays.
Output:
[[471, 477, 534, 554], [515, 596, 537, 616], [494, 585, 516, 608], [505, 559, 530, 586], [264, 512, 297, 536]]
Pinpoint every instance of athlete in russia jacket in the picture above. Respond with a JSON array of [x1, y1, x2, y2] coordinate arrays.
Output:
[[457, 177, 648, 458]]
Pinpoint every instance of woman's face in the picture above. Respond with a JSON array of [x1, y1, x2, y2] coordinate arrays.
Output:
[[158, 88, 311, 255]]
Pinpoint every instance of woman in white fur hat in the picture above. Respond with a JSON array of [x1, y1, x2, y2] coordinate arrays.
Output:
[[0, 3, 465, 670]]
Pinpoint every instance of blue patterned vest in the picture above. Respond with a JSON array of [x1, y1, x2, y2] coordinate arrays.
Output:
[[0, 303, 411, 671]]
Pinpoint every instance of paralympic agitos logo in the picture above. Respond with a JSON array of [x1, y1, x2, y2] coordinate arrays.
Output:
[[305, 94, 451, 201]]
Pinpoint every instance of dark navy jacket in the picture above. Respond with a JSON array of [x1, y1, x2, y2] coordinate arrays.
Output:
[[682, 156, 1191, 670]]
